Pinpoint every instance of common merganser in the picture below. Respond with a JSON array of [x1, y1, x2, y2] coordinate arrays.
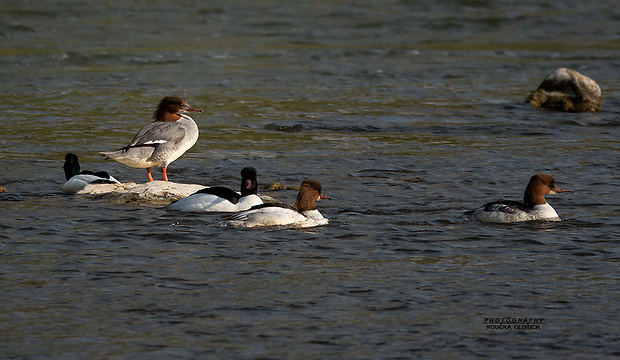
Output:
[[222, 179, 330, 228], [167, 167, 263, 212], [63, 153, 120, 193], [460, 173, 572, 223], [100, 96, 202, 182]]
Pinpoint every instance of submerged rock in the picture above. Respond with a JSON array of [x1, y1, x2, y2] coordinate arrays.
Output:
[[263, 182, 300, 191], [525, 68, 602, 112], [264, 123, 304, 132]]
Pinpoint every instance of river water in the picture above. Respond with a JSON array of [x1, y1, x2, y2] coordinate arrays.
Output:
[[1, 0, 619, 359]]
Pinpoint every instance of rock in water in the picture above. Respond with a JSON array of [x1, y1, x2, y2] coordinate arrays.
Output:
[[76, 182, 206, 204], [75, 181, 282, 205], [525, 68, 602, 112], [263, 182, 300, 191]]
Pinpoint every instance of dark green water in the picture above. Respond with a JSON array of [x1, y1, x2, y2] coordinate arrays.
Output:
[[1, 0, 619, 358]]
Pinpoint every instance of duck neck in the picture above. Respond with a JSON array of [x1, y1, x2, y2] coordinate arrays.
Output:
[[240, 178, 258, 197], [523, 186, 546, 207], [64, 162, 79, 180], [294, 188, 317, 211], [158, 112, 181, 122]]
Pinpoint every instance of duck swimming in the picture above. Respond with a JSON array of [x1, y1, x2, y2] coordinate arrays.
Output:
[[460, 173, 572, 223], [167, 167, 263, 212], [100, 96, 202, 182], [63, 153, 120, 193], [222, 179, 329, 228]]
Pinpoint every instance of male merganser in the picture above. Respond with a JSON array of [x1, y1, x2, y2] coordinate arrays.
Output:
[[63, 153, 120, 193], [167, 167, 263, 212], [460, 173, 572, 223], [222, 179, 330, 228], [100, 96, 202, 182]]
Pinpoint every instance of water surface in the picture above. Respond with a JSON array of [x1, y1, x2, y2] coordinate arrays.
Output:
[[1, 0, 619, 358]]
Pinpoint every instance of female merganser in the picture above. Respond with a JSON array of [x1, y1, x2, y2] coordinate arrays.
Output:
[[222, 179, 330, 228], [63, 153, 120, 193], [460, 173, 572, 223], [167, 167, 263, 212], [100, 96, 202, 182]]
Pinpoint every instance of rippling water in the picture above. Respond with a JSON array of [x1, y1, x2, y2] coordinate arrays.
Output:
[[2, 0, 619, 358]]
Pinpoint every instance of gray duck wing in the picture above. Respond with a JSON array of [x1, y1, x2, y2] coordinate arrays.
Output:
[[127, 122, 187, 149]]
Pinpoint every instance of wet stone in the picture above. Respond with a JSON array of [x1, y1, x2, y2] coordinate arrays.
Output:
[[76, 182, 206, 204], [75, 181, 281, 205], [264, 182, 301, 191], [525, 67, 602, 112]]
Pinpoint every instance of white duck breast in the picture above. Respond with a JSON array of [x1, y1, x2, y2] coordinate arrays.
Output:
[[222, 179, 329, 228], [63, 173, 120, 194], [167, 167, 263, 213], [223, 204, 328, 228], [167, 188, 262, 213], [62, 153, 120, 194], [461, 174, 571, 223], [464, 201, 560, 223]]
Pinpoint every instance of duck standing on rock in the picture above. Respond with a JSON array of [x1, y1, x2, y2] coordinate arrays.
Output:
[[100, 96, 202, 182], [63, 153, 120, 193]]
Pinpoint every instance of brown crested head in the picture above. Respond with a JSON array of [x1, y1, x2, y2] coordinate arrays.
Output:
[[293, 179, 325, 211], [523, 173, 572, 206], [153, 96, 202, 122]]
